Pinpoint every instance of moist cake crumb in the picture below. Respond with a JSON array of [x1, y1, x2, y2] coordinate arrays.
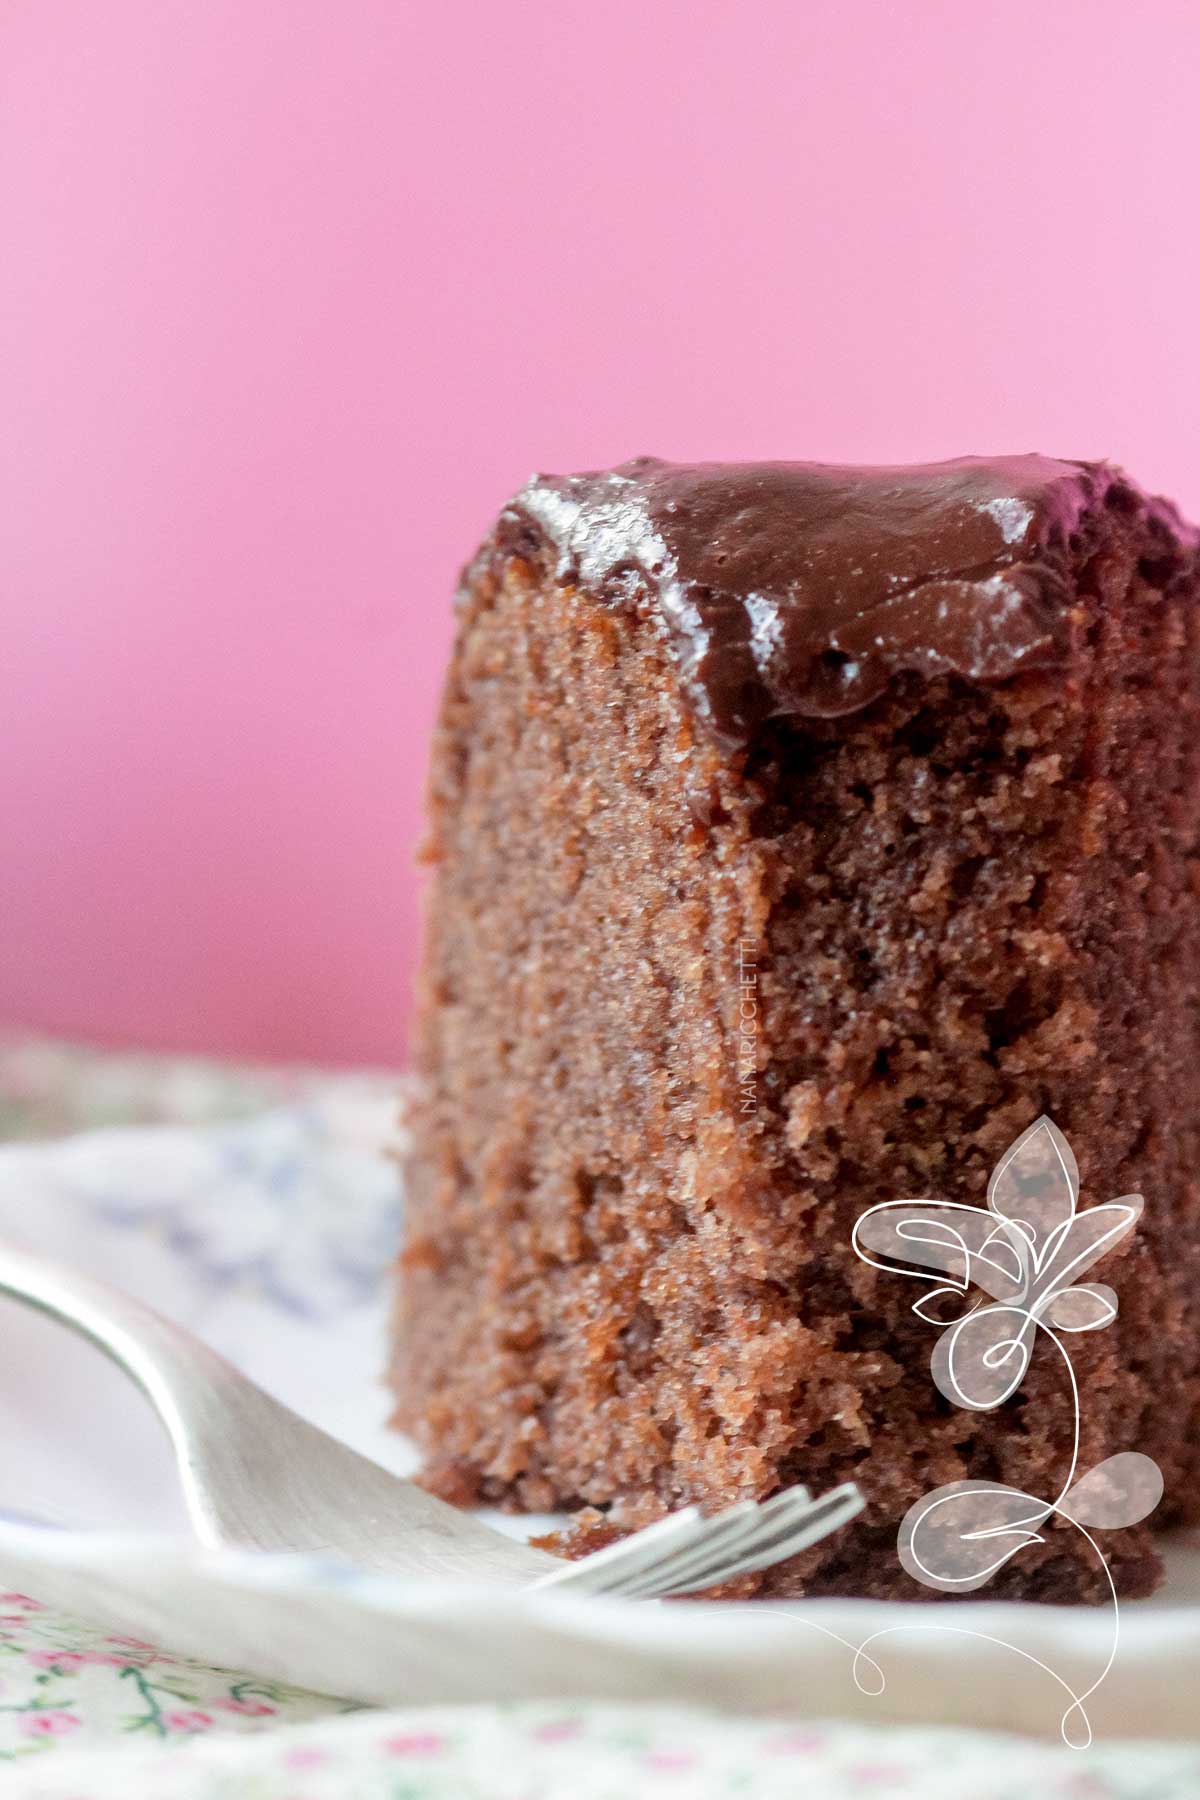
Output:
[[391, 455, 1200, 1601]]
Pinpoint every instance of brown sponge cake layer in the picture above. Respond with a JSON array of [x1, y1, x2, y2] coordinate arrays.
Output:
[[392, 458, 1200, 1601]]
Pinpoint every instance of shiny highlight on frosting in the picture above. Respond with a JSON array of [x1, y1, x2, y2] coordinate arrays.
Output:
[[487, 454, 1189, 748]]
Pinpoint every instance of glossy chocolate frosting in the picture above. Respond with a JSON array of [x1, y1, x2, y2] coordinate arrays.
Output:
[[487, 455, 1189, 748]]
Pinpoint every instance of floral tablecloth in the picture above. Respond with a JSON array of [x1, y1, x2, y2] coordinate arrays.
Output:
[[1, 1031, 1199, 1798]]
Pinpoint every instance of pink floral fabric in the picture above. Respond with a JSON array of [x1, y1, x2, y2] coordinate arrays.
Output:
[[0, 1590, 350, 1763]]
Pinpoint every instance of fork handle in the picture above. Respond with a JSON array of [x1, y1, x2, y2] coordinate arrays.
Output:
[[0, 1232, 298, 1546], [0, 1234, 242, 1428], [0, 1235, 554, 1582]]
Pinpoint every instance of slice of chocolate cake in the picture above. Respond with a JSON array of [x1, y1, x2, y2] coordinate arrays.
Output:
[[392, 456, 1200, 1601]]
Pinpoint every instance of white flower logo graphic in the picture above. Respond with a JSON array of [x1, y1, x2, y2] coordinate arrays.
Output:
[[850, 1115, 1164, 1746], [853, 1113, 1140, 1413]]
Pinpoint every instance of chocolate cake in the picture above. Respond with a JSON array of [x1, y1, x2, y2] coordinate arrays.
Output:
[[392, 455, 1200, 1601]]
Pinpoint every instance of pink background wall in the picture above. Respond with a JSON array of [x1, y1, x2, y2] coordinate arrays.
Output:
[[2, 1, 1198, 1065]]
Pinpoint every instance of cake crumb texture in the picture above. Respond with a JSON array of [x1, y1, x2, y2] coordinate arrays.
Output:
[[392, 459, 1200, 1601]]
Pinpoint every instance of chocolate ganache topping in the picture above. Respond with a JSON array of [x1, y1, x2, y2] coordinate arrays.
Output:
[[489, 454, 1182, 748]]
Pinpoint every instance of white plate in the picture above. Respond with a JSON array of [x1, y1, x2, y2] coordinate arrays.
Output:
[[1, 1529, 1198, 1746], [2, 1101, 1198, 1745]]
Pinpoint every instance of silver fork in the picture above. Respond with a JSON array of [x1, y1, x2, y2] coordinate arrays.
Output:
[[0, 1237, 863, 1597]]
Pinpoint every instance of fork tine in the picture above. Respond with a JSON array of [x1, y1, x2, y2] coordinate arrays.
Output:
[[651, 1483, 865, 1595], [661, 1484, 864, 1595], [531, 1506, 707, 1594], [605, 1499, 763, 1599], [531, 1481, 864, 1599], [557, 1520, 711, 1597], [574, 1520, 717, 1597], [619, 1490, 813, 1598], [591, 1486, 827, 1600]]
